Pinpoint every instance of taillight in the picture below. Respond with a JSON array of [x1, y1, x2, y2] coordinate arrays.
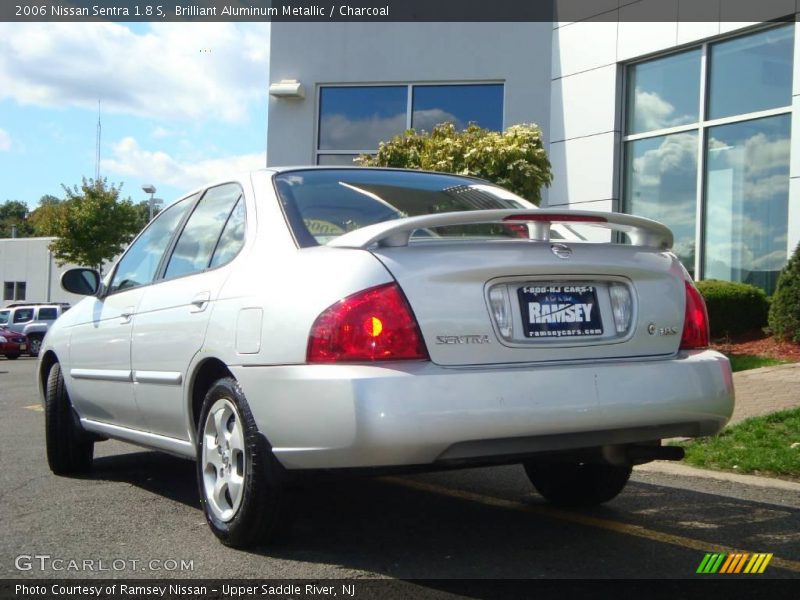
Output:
[[307, 283, 429, 363], [680, 281, 710, 350]]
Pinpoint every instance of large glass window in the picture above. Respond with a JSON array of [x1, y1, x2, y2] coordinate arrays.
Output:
[[317, 83, 504, 164], [625, 132, 698, 271], [703, 115, 791, 291], [623, 24, 793, 293], [626, 49, 701, 134], [708, 26, 794, 120]]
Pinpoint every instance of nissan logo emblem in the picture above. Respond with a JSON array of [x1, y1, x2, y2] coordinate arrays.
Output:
[[550, 243, 572, 259]]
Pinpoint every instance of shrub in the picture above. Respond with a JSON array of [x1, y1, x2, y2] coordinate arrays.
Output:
[[355, 122, 552, 205], [695, 280, 769, 338], [768, 243, 800, 342]]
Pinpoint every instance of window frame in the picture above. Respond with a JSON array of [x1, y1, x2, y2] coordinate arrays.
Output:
[[621, 22, 794, 280], [315, 81, 506, 165]]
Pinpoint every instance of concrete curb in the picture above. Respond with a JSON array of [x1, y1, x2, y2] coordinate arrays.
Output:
[[635, 461, 800, 492]]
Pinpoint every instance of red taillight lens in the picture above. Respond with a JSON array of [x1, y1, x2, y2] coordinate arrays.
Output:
[[680, 281, 710, 350], [307, 283, 429, 363]]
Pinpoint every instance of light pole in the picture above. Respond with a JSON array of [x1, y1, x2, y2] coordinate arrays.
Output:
[[142, 184, 157, 221]]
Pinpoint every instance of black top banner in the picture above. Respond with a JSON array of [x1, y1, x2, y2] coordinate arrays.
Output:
[[2, 0, 799, 23]]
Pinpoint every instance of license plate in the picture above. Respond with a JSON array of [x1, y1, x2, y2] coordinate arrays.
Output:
[[518, 284, 603, 338], [20, 344, 27, 350]]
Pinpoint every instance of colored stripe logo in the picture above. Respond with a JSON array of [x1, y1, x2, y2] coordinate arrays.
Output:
[[697, 553, 773, 574]]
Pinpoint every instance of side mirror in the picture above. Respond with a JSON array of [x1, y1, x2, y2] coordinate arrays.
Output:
[[61, 268, 101, 296]]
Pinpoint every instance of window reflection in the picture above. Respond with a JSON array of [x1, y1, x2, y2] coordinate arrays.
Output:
[[317, 154, 359, 166], [625, 132, 698, 274], [165, 184, 242, 280], [703, 115, 790, 293], [109, 196, 193, 293], [318, 86, 407, 151], [412, 84, 503, 132], [626, 49, 701, 134], [708, 25, 793, 120]]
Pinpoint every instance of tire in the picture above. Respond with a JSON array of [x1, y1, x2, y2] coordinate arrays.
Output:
[[523, 460, 632, 506], [28, 335, 43, 357], [196, 377, 284, 548], [45, 362, 94, 475], [5, 354, 19, 360]]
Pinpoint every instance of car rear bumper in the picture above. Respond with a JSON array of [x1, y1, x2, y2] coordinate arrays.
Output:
[[0, 341, 27, 354], [230, 349, 734, 470]]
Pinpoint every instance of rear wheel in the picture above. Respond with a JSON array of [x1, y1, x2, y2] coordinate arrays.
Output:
[[45, 362, 93, 474], [5, 354, 19, 360], [197, 377, 284, 548], [523, 461, 632, 506], [28, 334, 43, 357]]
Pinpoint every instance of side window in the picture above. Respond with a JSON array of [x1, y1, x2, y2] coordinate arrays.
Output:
[[164, 184, 242, 280], [13, 308, 33, 324], [209, 198, 245, 268], [38, 307, 58, 320], [109, 195, 195, 294]]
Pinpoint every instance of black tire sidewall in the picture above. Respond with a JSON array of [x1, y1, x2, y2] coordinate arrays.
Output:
[[44, 362, 93, 474], [196, 377, 282, 548]]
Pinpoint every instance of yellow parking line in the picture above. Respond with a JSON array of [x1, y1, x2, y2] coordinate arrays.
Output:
[[24, 404, 43, 412], [386, 477, 800, 574]]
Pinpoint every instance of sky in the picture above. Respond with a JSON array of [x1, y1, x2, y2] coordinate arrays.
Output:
[[0, 21, 270, 209]]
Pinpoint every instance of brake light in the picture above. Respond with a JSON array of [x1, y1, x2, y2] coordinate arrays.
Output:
[[503, 214, 608, 223], [680, 281, 710, 350], [307, 283, 429, 363]]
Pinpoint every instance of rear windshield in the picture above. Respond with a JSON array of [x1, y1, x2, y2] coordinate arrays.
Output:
[[273, 169, 549, 247], [0, 311, 8, 325]]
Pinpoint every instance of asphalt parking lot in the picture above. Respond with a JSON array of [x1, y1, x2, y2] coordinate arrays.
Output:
[[1, 357, 798, 584]]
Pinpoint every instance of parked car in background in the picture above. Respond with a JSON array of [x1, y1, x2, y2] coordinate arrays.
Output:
[[0, 326, 28, 359], [40, 168, 734, 549], [0, 303, 69, 356]]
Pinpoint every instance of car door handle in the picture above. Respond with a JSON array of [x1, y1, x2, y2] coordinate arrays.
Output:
[[190, 292, 211, 313], [120, 307, 134, 325]]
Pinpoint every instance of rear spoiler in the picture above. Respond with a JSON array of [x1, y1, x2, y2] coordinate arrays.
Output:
[[327, 209, 673, 250]]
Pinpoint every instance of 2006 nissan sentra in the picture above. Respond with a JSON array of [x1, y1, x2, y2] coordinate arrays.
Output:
[[39, 167, 734, 548]]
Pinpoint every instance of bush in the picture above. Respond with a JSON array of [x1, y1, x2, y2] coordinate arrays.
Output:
[[695, 280, 769, 338], [768, 243, 800, 342], [355, 122, 552, 204]]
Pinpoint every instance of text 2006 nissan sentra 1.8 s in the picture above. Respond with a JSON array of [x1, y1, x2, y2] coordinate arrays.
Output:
[[40, 168, 733, 548]]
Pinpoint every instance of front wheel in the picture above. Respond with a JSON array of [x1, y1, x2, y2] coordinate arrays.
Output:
[[5, 354, 19, 360], [45, 362, 93, 474], [523, 461, 632, 506], [196, 377, 284, 548]]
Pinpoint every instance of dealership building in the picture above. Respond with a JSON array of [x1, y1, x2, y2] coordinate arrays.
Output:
[[3, 8, 799, 305], [267, 10, 800, 294]]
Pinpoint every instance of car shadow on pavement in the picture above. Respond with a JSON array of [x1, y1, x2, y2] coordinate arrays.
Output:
[[81, 450, 800, 582], [88, 451, 200, 508]]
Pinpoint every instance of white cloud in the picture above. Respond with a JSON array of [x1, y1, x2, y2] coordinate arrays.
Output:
[[632, 88, 695, 132], [0, 128, 10, 151], [101, 137, 265, 191], [0, 22, 270, 123]]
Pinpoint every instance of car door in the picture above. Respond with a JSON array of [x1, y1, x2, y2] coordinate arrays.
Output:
[[66, 197, 194, 431], [131, 183, 246, 440]]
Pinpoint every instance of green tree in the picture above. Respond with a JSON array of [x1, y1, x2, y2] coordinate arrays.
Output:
[[0, 200, 34, 238], [355, 122, 553, 204], [46, 178, 142, 272], [28, 194, 64, 237], [768, 242, 800, 342]]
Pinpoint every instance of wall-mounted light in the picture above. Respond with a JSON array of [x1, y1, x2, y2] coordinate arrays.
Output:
[[268, 79, 305, 99]]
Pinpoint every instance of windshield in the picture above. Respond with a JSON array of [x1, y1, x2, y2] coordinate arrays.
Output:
[[273, 169, 561, 247]]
